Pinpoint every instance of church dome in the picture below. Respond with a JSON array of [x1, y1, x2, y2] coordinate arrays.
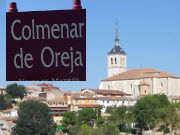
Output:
[[108, 20, 126, 55], [108, 46, 126, 55]]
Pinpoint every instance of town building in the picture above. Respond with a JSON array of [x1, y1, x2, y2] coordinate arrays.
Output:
[[0, 108, 17, 135], [81, 89, 130, 97], [81, 89, 135, 113], [65, 92, 99, 112], [99, 96, 136, 113], [2, 108, 18, 118], [99, 23, 180, 97], [0, 87, 6, 95], [46, 98, 68, 116]]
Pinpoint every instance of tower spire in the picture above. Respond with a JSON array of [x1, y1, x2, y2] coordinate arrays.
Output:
[[115, 19, 119, 46]]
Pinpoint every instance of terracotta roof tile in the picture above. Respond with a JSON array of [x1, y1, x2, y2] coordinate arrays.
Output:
[[2, 107, 17, 113], [47, 98, 65, 102], [139, 82, 150, 86], [102, 68, 178, 81], [97, 96, 136, 101], [81, 89, 129, 96], [0, 117, 18, 121], [26, 87, 39, 92], [0, 87, 6, 90], [23, 97, 46, 101]]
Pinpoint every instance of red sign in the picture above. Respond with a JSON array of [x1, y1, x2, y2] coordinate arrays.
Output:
[[6, 9, 86, 81]]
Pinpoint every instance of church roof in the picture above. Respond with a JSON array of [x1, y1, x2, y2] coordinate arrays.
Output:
[[108, 20, 126, 55], [108, 46, 126, 55], [102, 68, 179, 81]]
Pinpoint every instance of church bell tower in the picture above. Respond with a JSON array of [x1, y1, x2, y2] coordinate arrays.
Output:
[[108, 21, 127, 77]]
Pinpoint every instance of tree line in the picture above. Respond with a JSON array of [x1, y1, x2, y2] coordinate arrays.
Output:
[[62, 94, 180, 135], [1, 83, 180, 135], [0, 83, 26, 111]]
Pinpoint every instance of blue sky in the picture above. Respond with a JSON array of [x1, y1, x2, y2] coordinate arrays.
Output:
[[1, 0, 180, 91]]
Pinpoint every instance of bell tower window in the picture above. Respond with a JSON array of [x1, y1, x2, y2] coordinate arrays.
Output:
[[115, 58, 117, 64], [111, 58, 113, 64]]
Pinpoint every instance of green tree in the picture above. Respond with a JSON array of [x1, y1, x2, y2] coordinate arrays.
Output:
[[0, 94, 12, 110], [77, 108, 96, 126], [108, 106, 134, 132], [76, 124, 93, 135], [6, 83, 26, 100], [103, 122, 120, 135], [133, 94, 170, 130], [11, 100, 56, 135], [97, 106, 102, 118], [96, 117, 105, 127], [18, 84, 27, 100], [106, 106, 116, 114], [164, 104, 180, 135], [62, 111, 77, 133]]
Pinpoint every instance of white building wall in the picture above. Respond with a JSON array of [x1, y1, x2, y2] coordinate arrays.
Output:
[[99, 79, 140, 96], [168, 78, 180, 96], [108, 54, 127, 77], [100, 99, 136, 113], [99, 77, 180, 96], [11, 110, 18, 117], [158, 78, 168, 94], [27, 92, 39, 98], [100, 100, 123, 113]]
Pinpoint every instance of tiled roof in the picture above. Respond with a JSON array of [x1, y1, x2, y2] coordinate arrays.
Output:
[[36, 83, 59, 90], [72, 93, 97, 99], [0, 117, 18, 121], [47, 98, 65, 102], [0, 87, 6, 90], [23, 97, 46, 101], [139, 82, 150, 86], [102, 68, 178, 81], [98, 96, 136, 101], [81, 89, 129, 96], [108, 46, 126, 55], [2, 107, 17, 113], [26, 87, 39, 92], [93, 89, 128, 96], [73, 97, 99, 100]]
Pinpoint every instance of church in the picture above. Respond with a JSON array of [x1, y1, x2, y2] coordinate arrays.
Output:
[[99, 23, 180, 97]]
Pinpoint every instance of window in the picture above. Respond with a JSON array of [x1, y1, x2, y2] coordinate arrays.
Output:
[[88, 100, 90, 103], [76, 100, 78, 103], [111, 58, 113, 64], [122, 101, 125, 105], [42, 88, 45, 92], [94, 100, 97, 103], [107, 100, 109, 103], [130, 84, 133, 89], [115, 58, 117, 64], [0, 123, 4, 127], [144, 90, 147, 93], [160, 83, 163, 88]]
